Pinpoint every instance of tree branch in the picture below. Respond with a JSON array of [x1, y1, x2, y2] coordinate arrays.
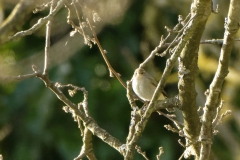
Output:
[[87, 19, 127, 89], [0, 72, 38, 82], [0, 0, 35, 44], [43, 0, 55, 75], [199, 0, 240, 159], [177, 0, 212, 158], [4, 0, 65, 44], [35, 71, 125, 155]]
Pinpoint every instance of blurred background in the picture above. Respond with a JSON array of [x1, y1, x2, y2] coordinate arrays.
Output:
[[0, 0, 240, 159]]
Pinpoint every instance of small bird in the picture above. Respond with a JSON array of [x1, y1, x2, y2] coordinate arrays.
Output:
[[132, 68, 167, 101]]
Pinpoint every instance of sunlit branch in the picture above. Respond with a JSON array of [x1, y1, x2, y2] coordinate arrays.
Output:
[[43, 0, 55, 75], [200, 0, 240, 159]]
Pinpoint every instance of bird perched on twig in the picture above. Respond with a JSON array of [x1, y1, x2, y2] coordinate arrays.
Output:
[[132, 68, 167, 101]]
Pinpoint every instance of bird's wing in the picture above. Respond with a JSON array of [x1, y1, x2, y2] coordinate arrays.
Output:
[[148, 77, 168, 98]]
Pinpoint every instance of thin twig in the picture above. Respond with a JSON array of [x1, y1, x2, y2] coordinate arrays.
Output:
[[8, 0, 65, 42], [33, 1, 52, 13], [35, 68, 125, 155], [140, 14, 192, 68], [126, 81, 139, 110], [135, 146, 149, 160], [0, 72, 39, 82], [157, 111, 184, 126], [156, 147, 164, 160], [87, 19, 127, 89], [43, 0, 55, 75], [73, 3, 88, 43], [159, 14, 196, 57], [201, 38, 240, 45]]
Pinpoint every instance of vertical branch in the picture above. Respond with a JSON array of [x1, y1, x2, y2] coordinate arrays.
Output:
[[178, 0, 212, 159], [43, 0, 55, 75], [199, 0, 240, 159], [43, 20, 51, 75]]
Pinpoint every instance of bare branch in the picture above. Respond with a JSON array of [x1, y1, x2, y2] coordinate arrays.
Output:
[[0, 0, 35, 44], [33, 1, 52, 14], [153, 96, 181, 112], [200, 0, 240, 159], [156, 147, 164, 160], [74, 127, 97, 160], [175, 0, 213, 159], [126, 81, 139, 110], [158, 111, 184, 127], [29, 67, 125, 155], [43, 0, 55, 75], [6, 0, 66, 43], [135, 146, 149, 160], [0, 72, 38, 82], [201, 38, 240, 45], [87, 19, 127, 89], [140, 14, 191, 67]]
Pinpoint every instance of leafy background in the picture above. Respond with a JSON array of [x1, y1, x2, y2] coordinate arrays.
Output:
[[0, 0, 240, 160]]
